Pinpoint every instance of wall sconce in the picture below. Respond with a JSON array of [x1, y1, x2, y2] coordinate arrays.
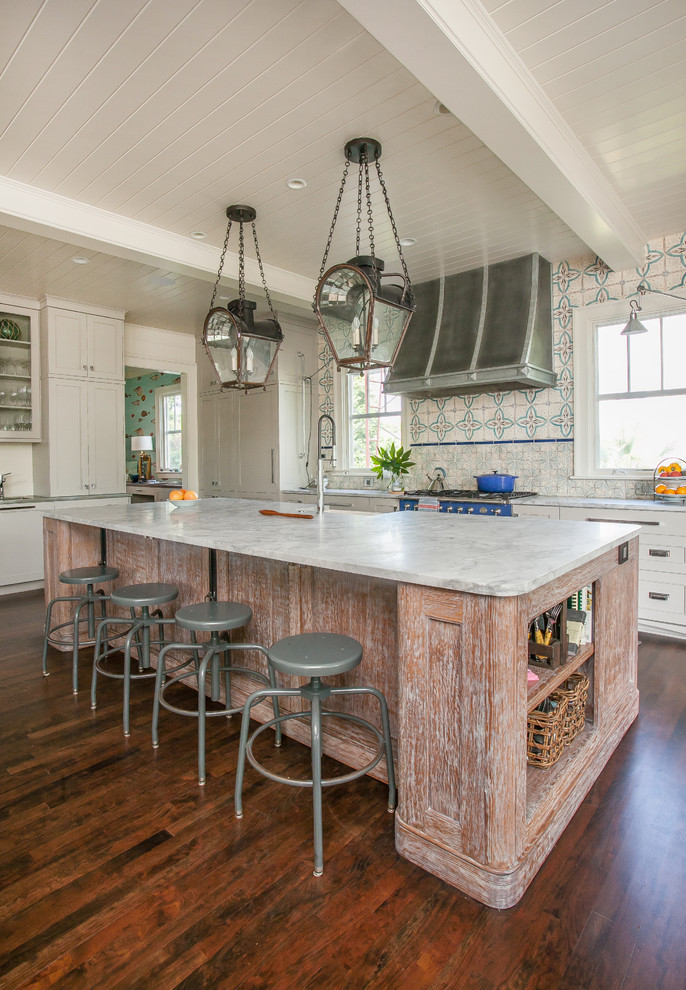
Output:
[[621, 282, 686, 335], [202, 205, 283, 390], [313, 138, 414, 374], [131, 435, 153, 480]]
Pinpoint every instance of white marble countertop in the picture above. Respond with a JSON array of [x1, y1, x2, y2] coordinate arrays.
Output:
[[517, 494, 686, 513], [44, 497, 639, 597]]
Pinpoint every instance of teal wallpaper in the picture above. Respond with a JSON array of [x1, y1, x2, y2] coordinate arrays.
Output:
[[125, 371, 180, 476]]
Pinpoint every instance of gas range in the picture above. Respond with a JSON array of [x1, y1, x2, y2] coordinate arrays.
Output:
[[399, 489, 537, 516]]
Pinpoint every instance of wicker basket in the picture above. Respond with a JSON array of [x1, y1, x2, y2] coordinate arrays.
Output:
[[526, 691, 569, 768], [558, 673, 590, 745]]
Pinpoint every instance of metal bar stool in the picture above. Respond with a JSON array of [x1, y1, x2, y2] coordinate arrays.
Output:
[[42, 565, 120, 694], [151, 600, 282, 785], [91, 582, 179, 736], [234, 632, 396, 877]]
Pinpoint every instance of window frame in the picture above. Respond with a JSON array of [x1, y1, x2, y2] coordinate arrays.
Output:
[[573, 295, 686, 479], [336, 369, 408, 474], [155, 383, 183, 476]]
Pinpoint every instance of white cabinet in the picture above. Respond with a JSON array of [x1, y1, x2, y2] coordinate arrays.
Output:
[[33, 299, 126, 497], [559, 504, 686, 639], [237, 387, 278, 498], [34, 378, 125, 497], [0, 502, 54, 587], [0, 295, 41, 442], [198, 392, 238, 496], [42, 303, 124, 381]]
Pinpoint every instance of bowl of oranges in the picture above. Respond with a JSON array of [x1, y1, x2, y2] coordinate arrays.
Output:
[[168, 489, 200, 508], [654, 459, 686, 501]]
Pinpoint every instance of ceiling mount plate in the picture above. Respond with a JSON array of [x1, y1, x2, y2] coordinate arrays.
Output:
[[226, 205, 257, 223], [344, 138, 382, 164]]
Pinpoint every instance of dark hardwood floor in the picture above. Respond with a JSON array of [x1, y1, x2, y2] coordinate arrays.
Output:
[[1, 590, 684, 989]]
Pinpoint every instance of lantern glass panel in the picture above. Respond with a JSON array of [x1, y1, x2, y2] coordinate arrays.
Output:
[[241, 333, 279, 385], [371, 299, 411, 365], [205, 309, 240, 382], [318, 267, 371, 362]]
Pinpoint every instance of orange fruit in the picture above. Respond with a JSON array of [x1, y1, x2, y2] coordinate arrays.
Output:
[[182, 490, 199, 500], [655, 484, 667, 494], [664, 488, 677, 495], [677, 486, 686, 495], [169, 489, 186, 500]]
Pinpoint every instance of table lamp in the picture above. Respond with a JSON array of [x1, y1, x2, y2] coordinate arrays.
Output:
[[131, 435, 153, 481]]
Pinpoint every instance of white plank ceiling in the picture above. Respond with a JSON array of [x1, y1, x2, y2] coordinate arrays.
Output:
[[0, 0, 684, 333]]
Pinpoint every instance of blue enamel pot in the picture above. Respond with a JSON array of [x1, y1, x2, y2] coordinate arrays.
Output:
[[474, 472, 518, 492]]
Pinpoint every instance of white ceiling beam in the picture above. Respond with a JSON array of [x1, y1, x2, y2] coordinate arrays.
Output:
[[337, 0, 646, 271], [0, 175, 315, 307]]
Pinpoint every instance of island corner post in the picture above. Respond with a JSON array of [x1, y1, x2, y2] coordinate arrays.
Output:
[[43, 512, 639, 909]]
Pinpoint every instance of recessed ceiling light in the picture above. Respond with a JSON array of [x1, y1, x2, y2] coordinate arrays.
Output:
[[191, 231, 207, 239], [72, 256, 89, 264], [286, 177, 307, 190], [433, 100, 451, 116], [399, 237, 417, 247]]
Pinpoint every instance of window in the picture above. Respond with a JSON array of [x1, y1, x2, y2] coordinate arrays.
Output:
[[573, 298, 686, 477], [340, 369, 404, 470], [155, 384, 183, 473]]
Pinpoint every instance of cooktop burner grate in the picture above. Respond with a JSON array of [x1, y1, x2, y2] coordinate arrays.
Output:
[[404, 489, 537, 502]]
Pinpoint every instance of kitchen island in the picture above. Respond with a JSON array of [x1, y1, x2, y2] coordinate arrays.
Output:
[[43, 498, 640, 908]]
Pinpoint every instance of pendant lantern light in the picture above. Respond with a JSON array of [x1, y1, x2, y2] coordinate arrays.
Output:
[[313, 138, 414, 373], [202, 205, 283, 391]]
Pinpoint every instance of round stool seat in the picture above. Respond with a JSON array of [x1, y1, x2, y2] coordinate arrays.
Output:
[[268, 633, 363, 678], [111, 582, 178, 608], [175, 600, 252, 632], [59, 565, 119, 585]]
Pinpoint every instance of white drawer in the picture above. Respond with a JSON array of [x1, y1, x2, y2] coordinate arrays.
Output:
[[560, 505, 686, 538], [639, 539, 686, 574], [638, 577, 686, 618]]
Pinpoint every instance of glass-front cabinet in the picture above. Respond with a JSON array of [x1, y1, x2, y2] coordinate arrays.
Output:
[[0, 297, 40, 441]]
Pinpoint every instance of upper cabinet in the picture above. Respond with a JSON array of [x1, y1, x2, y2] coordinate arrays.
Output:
[[0, 294, 41, 442], [41, 297, 124, 382]]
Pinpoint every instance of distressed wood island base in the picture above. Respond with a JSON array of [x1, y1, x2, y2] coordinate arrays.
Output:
[[43, 500, 639, 908]]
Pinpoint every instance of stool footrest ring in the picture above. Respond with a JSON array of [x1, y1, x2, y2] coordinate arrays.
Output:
[[245, 709, 386, 789]]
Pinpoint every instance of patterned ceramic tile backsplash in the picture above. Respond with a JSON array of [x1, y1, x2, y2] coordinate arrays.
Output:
[[318, 229, 686, 497], [125, 372, 180, 476]]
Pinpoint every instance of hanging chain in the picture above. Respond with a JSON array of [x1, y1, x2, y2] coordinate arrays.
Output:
[[355, 159, 363, 258], [237, 221, 246, 318], [252, 222, 277, 320], [363, 150, 378, 289], [316, 160, 351, 288], [209, 219, 232, 310], [375, 159, 414, 306]]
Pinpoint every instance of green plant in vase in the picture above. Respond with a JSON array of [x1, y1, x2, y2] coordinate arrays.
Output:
[[370, 442, 415, 491]]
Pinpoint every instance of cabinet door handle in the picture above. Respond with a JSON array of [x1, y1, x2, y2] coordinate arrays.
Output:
[[328, 501, 353, 508], [82, 364, 87, 370], [271, 448, 275, 485], [648, 548, 670, 557], [90, 365, 94, 371], [648, 591, 670, 601]]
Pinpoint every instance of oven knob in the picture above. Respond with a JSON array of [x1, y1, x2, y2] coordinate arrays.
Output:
[[413, 505, 418, 510], [446, 505, 454, 512], [494, 508, 502, 515], [456, 507, 464, 513], [467, 507, 474, 514]]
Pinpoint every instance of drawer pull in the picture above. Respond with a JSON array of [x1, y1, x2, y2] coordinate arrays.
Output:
[[648, 548, 670, 557], [586, 517, 660, 526], [648, 591, 670, 601]]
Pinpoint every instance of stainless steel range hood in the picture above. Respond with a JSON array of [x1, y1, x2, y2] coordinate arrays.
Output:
[[384, 253, 555, 398]]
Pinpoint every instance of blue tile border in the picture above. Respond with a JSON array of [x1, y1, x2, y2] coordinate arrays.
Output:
[[410, 438, 574, 448]]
